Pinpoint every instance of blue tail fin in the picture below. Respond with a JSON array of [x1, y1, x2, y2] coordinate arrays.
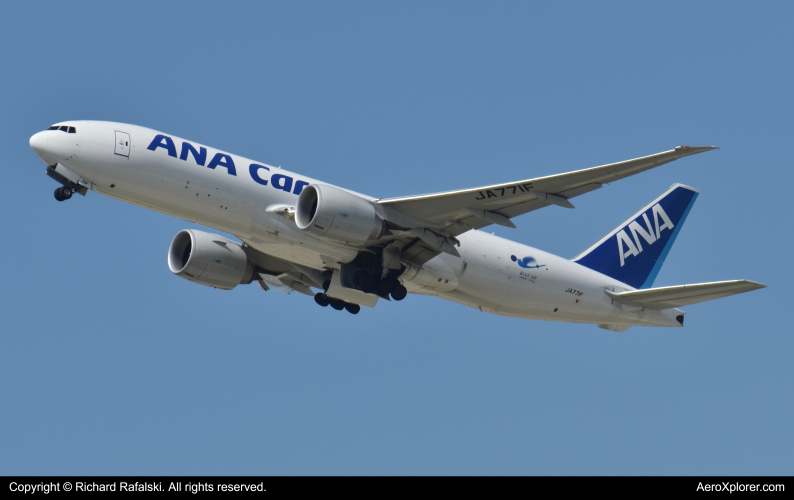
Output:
[[572, 183, 698, 289]]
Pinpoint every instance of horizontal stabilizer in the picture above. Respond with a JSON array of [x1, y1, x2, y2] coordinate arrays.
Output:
[[605, 280, 766, 309]]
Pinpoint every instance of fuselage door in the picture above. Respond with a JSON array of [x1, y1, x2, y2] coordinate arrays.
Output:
[[115, 131, 131, 157]]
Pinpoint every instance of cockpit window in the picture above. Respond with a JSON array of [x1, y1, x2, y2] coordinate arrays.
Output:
[[47, 125, 76, 133]]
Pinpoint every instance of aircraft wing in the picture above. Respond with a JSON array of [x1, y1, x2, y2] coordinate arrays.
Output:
[[379, 146, 717, 236], [604, 280, 767, 309]]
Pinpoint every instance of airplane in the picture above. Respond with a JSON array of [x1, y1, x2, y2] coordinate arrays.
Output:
[[29, 121, 765, 331]]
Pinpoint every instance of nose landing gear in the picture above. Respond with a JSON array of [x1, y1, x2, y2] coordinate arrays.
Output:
[[53, 186, 73, 201]]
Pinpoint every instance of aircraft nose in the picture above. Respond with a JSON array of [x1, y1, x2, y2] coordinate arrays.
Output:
[[30, 131, 49, 158]]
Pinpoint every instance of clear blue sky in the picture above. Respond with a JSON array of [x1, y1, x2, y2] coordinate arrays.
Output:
[[1, 1, 791, 475]]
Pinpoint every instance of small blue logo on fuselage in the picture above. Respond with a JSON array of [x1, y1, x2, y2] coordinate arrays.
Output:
[[511, 255, 546, 269]]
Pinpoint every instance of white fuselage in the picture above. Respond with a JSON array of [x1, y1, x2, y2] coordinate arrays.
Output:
[[30, 121, 683, 328]]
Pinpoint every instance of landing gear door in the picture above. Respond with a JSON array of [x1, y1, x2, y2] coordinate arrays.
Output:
[[326, 269, 378, 307], [115, 131, 131, 157]]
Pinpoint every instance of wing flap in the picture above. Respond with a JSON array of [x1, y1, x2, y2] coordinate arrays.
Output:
[[605, 280, 766, 309]]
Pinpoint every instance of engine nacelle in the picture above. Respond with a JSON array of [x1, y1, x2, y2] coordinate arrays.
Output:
[[167, 229, 254, 290], [296, 184, 383, 245]]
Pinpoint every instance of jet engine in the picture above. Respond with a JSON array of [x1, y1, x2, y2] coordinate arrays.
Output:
[[167, 229, 254, 290], [296, 184, 384, 245]]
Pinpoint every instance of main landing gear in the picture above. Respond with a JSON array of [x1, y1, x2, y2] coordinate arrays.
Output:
[[312, 250, 409, 315], [53, 186, 73, 201], [314, 293, 361, 314], [353, 271, 407, 301]]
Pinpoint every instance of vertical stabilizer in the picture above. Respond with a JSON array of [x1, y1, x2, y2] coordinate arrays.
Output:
[[572, 184, 698, 289]]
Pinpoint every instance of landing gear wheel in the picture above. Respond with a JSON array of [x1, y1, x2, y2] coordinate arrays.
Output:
[[344, 303, 360, 315], [329, 299, 345, 310], [362, 276, 378, 294], [314, 293, 330, 307], [390, 284, 408, 301], [376, 279, 393, 297], [54, 186, 73, 201]]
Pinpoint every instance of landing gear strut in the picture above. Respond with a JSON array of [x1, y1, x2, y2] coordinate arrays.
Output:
[[54, 186, 72, 201]]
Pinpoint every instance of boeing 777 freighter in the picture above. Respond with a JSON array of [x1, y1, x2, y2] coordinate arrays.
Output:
[[30, 121, 765, 330]]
